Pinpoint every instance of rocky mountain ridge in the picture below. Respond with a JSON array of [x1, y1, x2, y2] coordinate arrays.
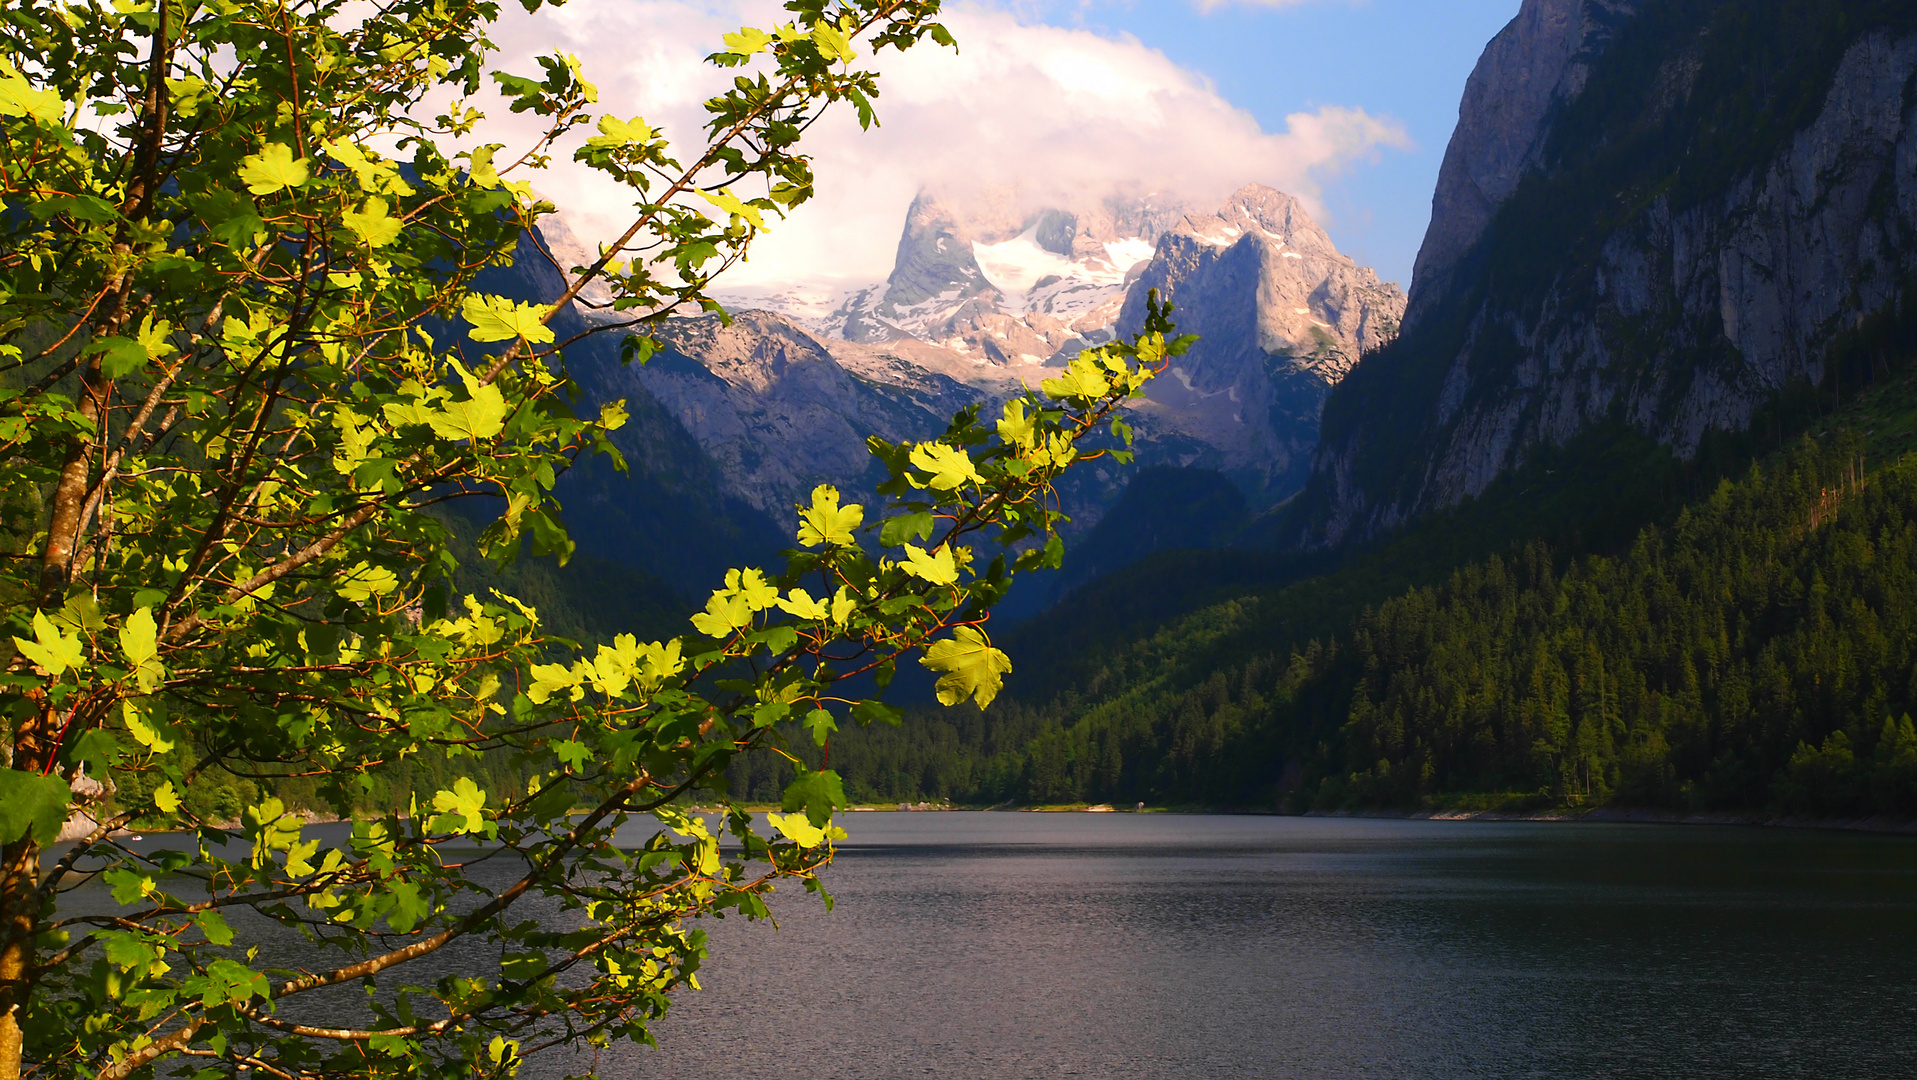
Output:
[[1297, 0, 1917, 548], [699, 183, 1405, 510]]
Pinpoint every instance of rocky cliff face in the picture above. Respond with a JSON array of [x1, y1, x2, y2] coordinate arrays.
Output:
[[613, 312, 990, 528], [697, 184, 1402, 513], [1299, 1, 1917, 548], [1408, 0, 1640, 326], [731, 188, 1191, 366], [1117, 184, 1405, 499]]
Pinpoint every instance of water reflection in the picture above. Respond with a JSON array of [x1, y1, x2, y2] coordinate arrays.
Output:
[[616, 815, 1916, 1080], [50, 815, 1917, 1079]]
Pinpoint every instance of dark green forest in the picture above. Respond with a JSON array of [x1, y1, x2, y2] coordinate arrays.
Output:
[[763, 431, 1915, 819]]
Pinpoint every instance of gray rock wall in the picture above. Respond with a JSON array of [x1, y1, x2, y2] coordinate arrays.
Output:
[[1307, 19, 1917, 548]]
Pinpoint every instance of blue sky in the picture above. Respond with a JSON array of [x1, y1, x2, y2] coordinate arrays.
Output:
[[1040, 1, 1522, 285]]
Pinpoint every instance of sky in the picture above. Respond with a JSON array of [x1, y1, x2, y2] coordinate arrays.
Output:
[[480, 0, 1522, 292]]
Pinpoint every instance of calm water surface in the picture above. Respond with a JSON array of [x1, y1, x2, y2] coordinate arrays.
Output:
[[601, 813, 1916, 1080]]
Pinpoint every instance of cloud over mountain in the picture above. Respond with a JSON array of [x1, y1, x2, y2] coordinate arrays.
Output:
[[477, 0, 1410, 288]]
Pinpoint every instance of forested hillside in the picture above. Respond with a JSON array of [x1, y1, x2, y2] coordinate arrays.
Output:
[[766, 427, 1916, 818]]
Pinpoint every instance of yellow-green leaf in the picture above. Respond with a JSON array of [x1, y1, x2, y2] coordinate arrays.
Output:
[[776, 588, 830, 621], [907, 441, 982, 491], [1040, 356, 1111, 401], [724, 26, 773, 56], [810, 21, 856, 64], [123, 700, 174, 754], [431, 384, 508, 442], [239, 143, 310, 194], [920, 626, 1012, 708], [153, 781, 180, 814], [695, 187, 765, 230], [587, 114, 652, 148], [997, 398, 1038, 448], [337, 563, 398, 603], [766, 811, 826, 847], [901, 544, 958, 586], [527, 661, 584, 705], [430, 777, 487, 835], [461, 294, 555, 344], [689, 591, 752, 637], [342, 198, 403, 247], [0, 68, 63, 123], [119, 607, 157, 665], [727, 568, 780, 611], [797, 484, 863, 547], [13, 611, 84, 677]]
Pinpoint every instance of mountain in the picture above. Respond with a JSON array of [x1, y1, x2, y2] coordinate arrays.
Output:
[[721, 188, 1189, 363], [708, 183, 1405, 514], [1118, 184, 1405, 501], [1294, 0, 1917, 547]]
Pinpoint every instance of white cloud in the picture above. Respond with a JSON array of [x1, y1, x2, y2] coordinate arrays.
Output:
[[476, 0, 1410, 288]]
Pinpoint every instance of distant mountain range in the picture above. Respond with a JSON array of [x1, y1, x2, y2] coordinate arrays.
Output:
[[525, 182, 1404, 591]]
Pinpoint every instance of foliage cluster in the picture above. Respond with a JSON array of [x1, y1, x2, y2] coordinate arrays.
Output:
[[0, 2, 1187, 1080]]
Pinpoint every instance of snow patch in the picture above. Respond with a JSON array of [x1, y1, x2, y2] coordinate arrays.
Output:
[[973, 228, 1077, 296], [1102, 238, 1155, 271]]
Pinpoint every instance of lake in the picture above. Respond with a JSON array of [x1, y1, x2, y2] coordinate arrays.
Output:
[[591, 813, 1917, 1080]]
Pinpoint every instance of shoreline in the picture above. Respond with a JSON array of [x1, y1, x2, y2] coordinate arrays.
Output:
[[844, 803, 1917, 835], [1304, 806, 1917, 834]]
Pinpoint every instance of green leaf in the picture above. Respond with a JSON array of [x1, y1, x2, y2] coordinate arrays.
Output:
[[803, 707, 837, 746], [238, 143, 310, 194], [88, 336, 149, 379], [781, 768, 845, 828], [920, 626, 1013, 709], [198, 959, 269, 1005], [796, 484, 863, 547], [196, 911, 235, 946], [210, 210, 267, 249], [552, 740, 591, 771], [0, 769, 72, 846], [388, 879, 428, 933], [105, 867, 153, 905], [461, 294, 556, 344], [880, 511, 935, 546], [850, 700, 903, 727], [68, 729, 120, 773]]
